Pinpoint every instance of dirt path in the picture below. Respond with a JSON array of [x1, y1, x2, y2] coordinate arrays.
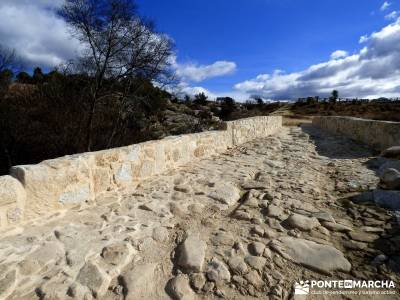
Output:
[[0, 125, 398, 300]]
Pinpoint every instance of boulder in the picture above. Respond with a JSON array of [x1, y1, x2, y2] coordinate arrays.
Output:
[[371, 254, 388, 266], [178, 233, 207, 273], [286, 214, 320, 231], [264, 228, 278, 238], [352, 191, 374, 204], [266, 204, 284, 218], [248, 242, 265, 256], [234, 210, 252, 221], [166, 275, 195, 300], [348, 232, 379, 243], [208, 182, 241, 206], [189, 273, 206, 291], [206, 258, 231, 282], [77, 261, 111, 298], [342, 240, 368, 251], [251, 225, 265, 237], [373, 189, 400, 210], [270, 237, 351, 275], [241, 180, 267, 190], [378, 160, 400, 176], [321, 221, 352, 232], [244, 196, 259, 208], [244, 270, 264, 289], [361, 226, 384, 233], [244, 256, 267, 272], [266, 218, 285, 232], [380, 168, 400, 190], [312, 211, 335, 223], [381, 146, 400, 159], [228, 256, 248, 275], [121, 263, 158, 300]]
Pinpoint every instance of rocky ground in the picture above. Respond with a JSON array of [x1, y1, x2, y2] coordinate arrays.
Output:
[[0, 125, 399, 300]]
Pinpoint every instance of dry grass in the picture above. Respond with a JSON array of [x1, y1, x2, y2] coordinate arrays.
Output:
[[283, 115, 313, 126]]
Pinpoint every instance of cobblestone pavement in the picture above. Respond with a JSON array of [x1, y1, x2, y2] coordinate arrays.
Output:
[[0, 125, 398, 300]]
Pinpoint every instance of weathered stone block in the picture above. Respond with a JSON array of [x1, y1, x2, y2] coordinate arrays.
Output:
[[92, 167, 112, 194], [11, 155, 93, 219], [139, 160, 156, 178], [59, 183, 91, 205], [0, 175, 26, 207], [7, 207, 23, 224], [112, 162, 133, 186]]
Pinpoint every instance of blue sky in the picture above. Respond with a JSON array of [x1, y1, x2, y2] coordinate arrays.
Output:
[[138, 0, 383, 80], [0, 0, 400, 100], [137, 0, 399, 99]]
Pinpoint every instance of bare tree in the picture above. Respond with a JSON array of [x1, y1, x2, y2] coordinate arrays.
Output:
[[0, 45, 21, 170], [0, 45, 19, 73], [60, 0, 173, 151]]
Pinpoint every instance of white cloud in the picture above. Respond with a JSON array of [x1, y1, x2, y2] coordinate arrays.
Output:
[[381, 1, 391, 11], [385, 11, 398, 20], [173, 58, 237, 82], [169, 81, 249, 101], [170, 82, 217, 98], [234, 18, 400, 99], [0, 1, 81, 68], [169, 57, 238, 99], [330, 50, 348, 60], [0, 0, 64, 8], [359, 35, 370, 43]]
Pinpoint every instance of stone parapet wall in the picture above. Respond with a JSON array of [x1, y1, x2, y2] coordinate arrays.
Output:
[[0, 116, 282, 228], [313, 116, 400, 151], [225, 116, 282, 145]]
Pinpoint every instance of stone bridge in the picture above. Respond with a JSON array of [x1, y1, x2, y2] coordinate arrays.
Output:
[[0, 116, 399, 299]]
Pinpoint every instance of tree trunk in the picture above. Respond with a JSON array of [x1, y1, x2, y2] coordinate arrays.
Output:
[[85, 97, 97, 152], [107, 119, 120, 148]]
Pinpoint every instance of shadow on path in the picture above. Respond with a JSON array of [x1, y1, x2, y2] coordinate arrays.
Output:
[[300, 124, 375, 160], [299, 124, 400, 274]]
